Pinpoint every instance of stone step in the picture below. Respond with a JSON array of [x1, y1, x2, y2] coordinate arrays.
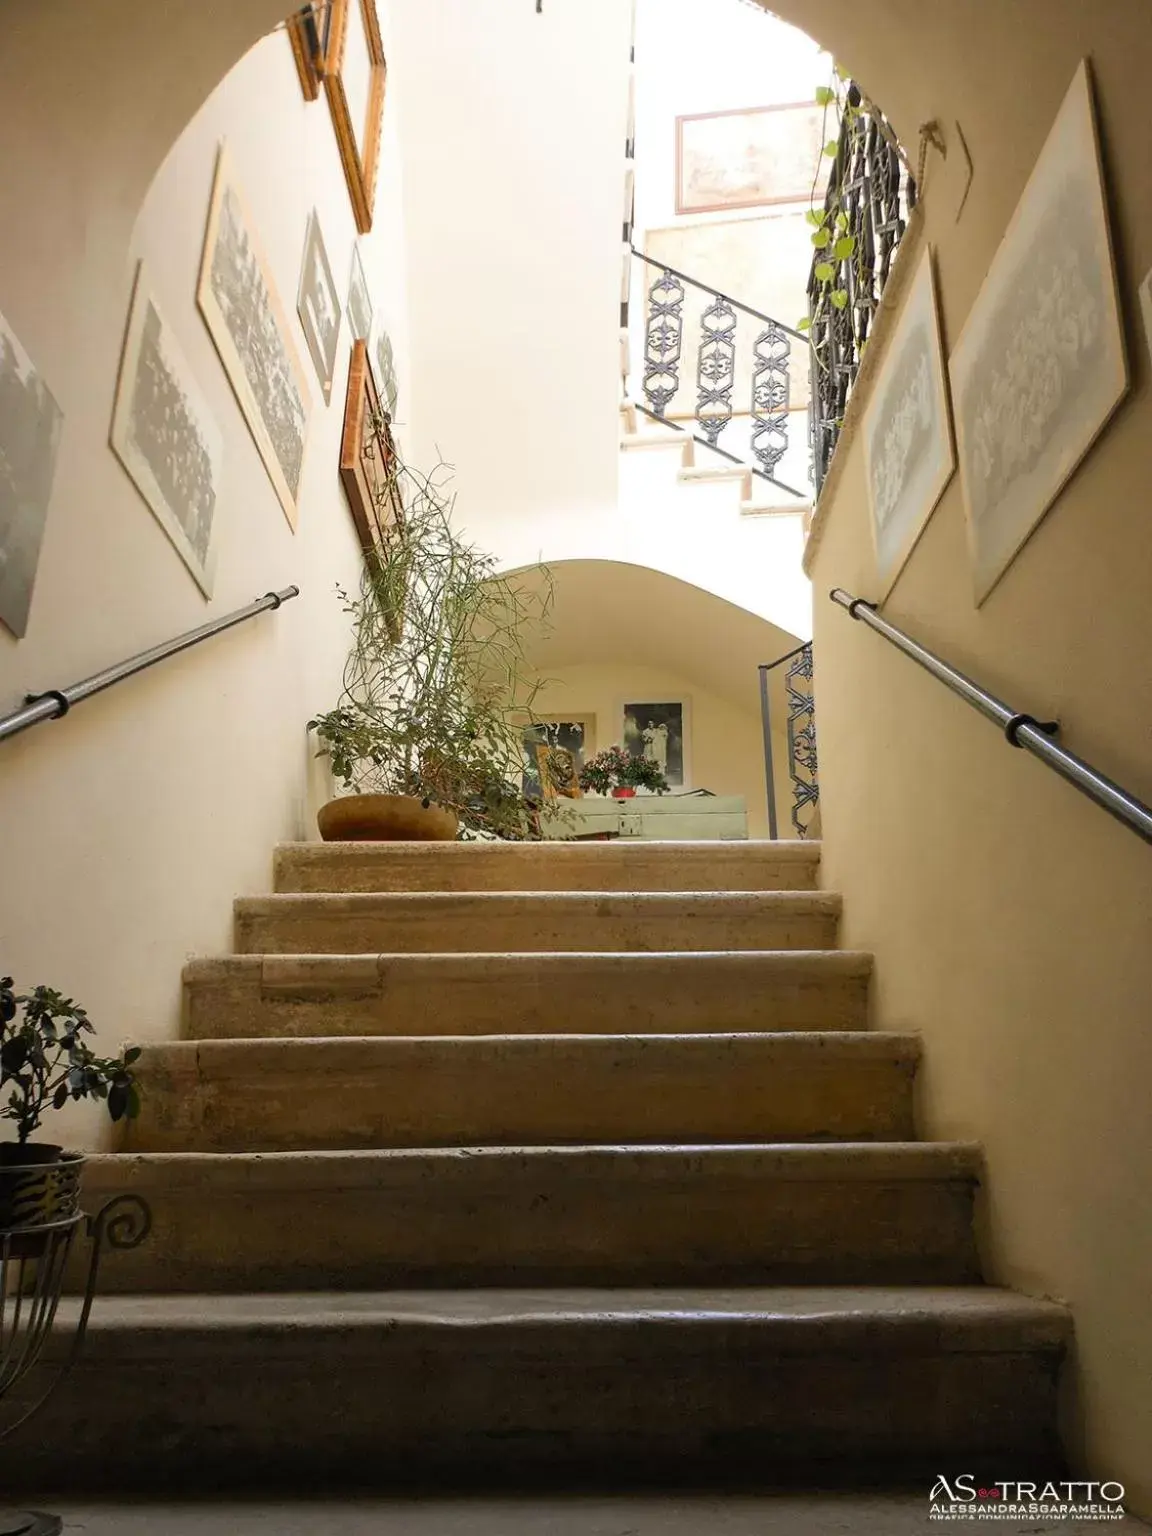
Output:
[[125, 1032, 919, 1153], [272, 839, 822, 894], [77, 1143, 981, 1292], [232, 891, 842, 956], [183, 950, 873, 1040], [2, 1287, 1070, 1488]]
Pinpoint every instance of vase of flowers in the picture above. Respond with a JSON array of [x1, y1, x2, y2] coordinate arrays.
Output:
[[578, 745, 669, 798]]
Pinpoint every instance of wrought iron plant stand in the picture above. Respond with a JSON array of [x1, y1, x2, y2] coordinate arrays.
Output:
[[0, 1193, 151, 1536]]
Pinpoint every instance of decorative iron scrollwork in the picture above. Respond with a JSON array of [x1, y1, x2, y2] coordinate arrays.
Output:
[[807, 85, 915, 497], [750, 321, 791, 476], [696, 295, 737, 447], [785, 643, 819, 837], [642, 268, 684, 417]]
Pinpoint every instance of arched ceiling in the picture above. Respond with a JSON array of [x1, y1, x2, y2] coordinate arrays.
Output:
[[508, 559, 801, 713]]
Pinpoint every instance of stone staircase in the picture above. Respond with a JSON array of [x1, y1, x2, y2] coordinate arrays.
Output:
[[6, 840, 1070, 1491]]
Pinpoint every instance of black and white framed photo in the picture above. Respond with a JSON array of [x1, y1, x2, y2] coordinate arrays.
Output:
[[297, 210, 342, 404], [112, 263, 223, 597], [347, 243, 373, 343], [198, 145, 311, 529], [0, 306, 63, 639], [622, 700, 689, 789]]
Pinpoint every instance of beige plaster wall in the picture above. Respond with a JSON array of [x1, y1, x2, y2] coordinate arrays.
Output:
[[0, 27, 409, 1145], [799, 6, 1152, 1511]]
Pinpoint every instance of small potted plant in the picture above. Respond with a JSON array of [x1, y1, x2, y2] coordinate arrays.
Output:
[[578, 745, 670, 799], [1, 974, 142, 1231]]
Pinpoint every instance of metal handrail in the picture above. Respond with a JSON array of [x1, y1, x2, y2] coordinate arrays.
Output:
[[0, 587, 300, 746], [831, 588, 1152, 844], [630, 246, 807, 341]]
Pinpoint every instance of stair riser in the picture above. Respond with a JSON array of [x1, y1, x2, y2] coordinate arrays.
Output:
[[233, 896, 841, 956], [272, 842, 821, 894], [2, 1327, 1063, 1489], [127, 1039, 917, 1152], [184, 955, 872, 1039], [74, 1161, 980, 1292]]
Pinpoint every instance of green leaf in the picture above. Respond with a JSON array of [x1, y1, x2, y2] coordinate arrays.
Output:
[[830, 289, 849, 310], [814, 261, 835, 283], [123, 1046, 143, 1066], [835, 211, 849, 230], [823, 140, 840, 158], [814, 86, 835, 107], [797, 316, 812, 331], [834, 235, 856, 260], [811, 228, 831, 249], [804, 208, 824, 228]]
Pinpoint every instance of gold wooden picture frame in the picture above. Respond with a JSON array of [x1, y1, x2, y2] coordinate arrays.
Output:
[[286, 3, 331, 102], [324, 0, 387, 235], [340, 339, 403, 558]]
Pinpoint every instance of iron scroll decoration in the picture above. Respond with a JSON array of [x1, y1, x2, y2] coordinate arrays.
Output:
[[0, 1194, 152, 1536]]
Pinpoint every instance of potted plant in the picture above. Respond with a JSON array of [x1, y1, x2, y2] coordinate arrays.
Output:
[[309, 454, 554, 841], [0, 974, 141, 1231], [578, 745, 670, 799]]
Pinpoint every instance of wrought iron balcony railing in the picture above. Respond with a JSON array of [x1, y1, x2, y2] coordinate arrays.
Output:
[[807, 85, 916, 496], [628, 247, 811, 503], [758, 641, 819, 839]]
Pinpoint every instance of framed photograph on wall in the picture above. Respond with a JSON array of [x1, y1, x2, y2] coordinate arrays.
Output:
[[340, 339, 403, 564], [112, 263, 224, 598], [622, 700, 689, 790], [676, 103, 831, 216], [347, 243, 373, 343], [949, 60, 1128, 605], [325, 0, 387, 234], [197, 145, 311, 529], [0, 307, 63, 639], [297, 210, 342, 405], [285, 2, 333, 101], [862, 245, 955, 599]]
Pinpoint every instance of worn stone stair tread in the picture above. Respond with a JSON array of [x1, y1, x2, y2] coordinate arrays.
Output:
[[183, 949, 873, 1039], [54, 1285, 1070, 1349], [77, 1142, 982, 1291], [7, 1285, 1069, 1489], [127, 1031, 920, 1151], [272, 838, 822, 894], [233, 890, 843, 955]]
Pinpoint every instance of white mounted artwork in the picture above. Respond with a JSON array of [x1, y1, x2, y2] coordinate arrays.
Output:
[[0, 308, 63, 639], [112, 264, 224, 597], [297, 210, 342, 405], [862, 245, 955, 598], [949, 60, 1128, 605], [198, 146, 311, 530], [347, 244, 373, 342]]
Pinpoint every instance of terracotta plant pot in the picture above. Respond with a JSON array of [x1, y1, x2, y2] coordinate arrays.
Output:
[[0, 1145, 84, 1230], [611, 786, 637, 799], [317, 793, 459, 842]]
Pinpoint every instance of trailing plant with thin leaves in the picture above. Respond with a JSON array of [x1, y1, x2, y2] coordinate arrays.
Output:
[[0, 974, 141, 1147], [309, 451, 555, 840]]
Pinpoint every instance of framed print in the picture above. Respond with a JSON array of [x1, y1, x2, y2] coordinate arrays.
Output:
[[645, 215, 813, 417], [676, 103, 831, 216], [521, 717, 594, 799], [325, 0, 387, 235], [949, 60, 1128, 605], [347, 243, 373, 343], [112, 263, 223, 598], [862, 246, 955, 598], [198, 146, 311, 529], [285, 2, 333, 102], [297, 210, 341, 404], [0, 308, 63, 639], [623, 700, 689, 790], [373, 320, 398, 418], [340, 339, 403, 564]]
